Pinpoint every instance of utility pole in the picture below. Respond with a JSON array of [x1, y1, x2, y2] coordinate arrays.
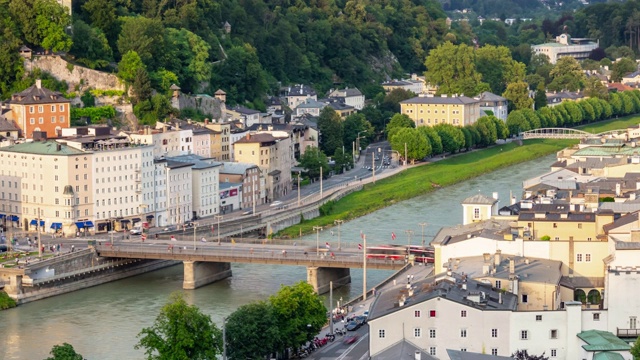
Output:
[[215, 215, 223, 245], [418, 222, 427, 249], [362, 233, 367, 301], [329, 280, 334, 335], [193, 223, 198, 250], [404, 229, 414, 250], [334, 219, 344, 250], [252, 175, 256, 215], [313, 226, 323, 257], [297, 171, 301, 206], [404, 142, 408, 167], [372, 153, 375, 184], [37, 207, 42, 259], [222, 317, 227, 360], [320, 166, 323, 199]]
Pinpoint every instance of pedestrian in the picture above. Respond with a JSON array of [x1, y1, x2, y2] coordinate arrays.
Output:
[[282, 249, 287, 257], [155, 234, 158, 239], [201, 237, 206, 243], [57, 244, 60, 252], [71, 244, 75, 252], [76, 231, 80, 237], [330, 252, 335, 260]]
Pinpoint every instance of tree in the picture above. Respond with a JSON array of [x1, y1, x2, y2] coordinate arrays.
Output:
[[225, 302, 280, 360], [425, 42, 486, 96], [343, 113, 374, 152], [118, 50, 145, 84], [434, 123, 465, 153], [45, 343, 83, 360], [631, 338, 640, 360], [534, 83, 547, 110], [380, 89, 415, 114], [298, 146, 330, 181], [162, 28, 212, 93], [548, 57, 586, 92], [317, 107, 344, 156], [418, 126, 443, 155], [269, 282, 326, 354], [386, 113, 415, 140], [34, 0, 72, 52], [117, 16, 165, 70], [512, 350, 549, 360], [390, 127, 430, 162], [70, 20, 113, 69], [503, 81, 533, 111], [211, 44, 268, 104], [333, 147, 353, 173], [135, 292, 223, 360], [611, 57, 637, 82], [132, 68, 153, 103], [584, 77, 609, 100], [506, 110, 531, 136], [475, 44, 525, 94]]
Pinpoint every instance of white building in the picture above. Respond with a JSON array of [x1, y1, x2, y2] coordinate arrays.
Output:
[[127, 126, 194, 158], [327, 87, 365, 110], [167, 154, 221, 220], [152, 158, 192, 226], [219, 182, 241, 214], [532, 33, 599, 64], [475, 92, 509, 121], [281, 84, 317, 110]]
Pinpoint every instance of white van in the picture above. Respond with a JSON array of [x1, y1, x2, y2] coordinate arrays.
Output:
[[130, 226, 143, 235]]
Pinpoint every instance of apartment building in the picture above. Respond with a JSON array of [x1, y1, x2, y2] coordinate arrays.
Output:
[[8, 79, 71, 139], [233, 132, 293, 201], [205, 122, 231, 161], [280, 84, 317, 110], [127, 126, 194, 158], [327, 87, 365, 110], [153, 158, 192, 226], [400, 95, 481, 127], [532, 33, 598, 64], [219, 162, 263, 208], [168, 154, 220, 220], [0, 141, 93, 236], [475, 92, 508, 121]]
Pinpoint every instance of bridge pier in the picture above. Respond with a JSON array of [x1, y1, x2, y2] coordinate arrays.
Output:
[[307, 267, 351, 294], [183, 261, 232, 290]]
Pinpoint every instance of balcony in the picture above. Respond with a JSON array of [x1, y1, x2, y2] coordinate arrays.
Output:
[[617, 328, 640, 337]]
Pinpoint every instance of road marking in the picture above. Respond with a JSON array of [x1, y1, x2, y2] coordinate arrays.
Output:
[[335, 332, 369, 360]]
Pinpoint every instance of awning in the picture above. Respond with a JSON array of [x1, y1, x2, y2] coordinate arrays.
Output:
[[146, 215, 154, 219], [0, 214, 5, 219], [120, 219, 131, 224], [85, 221, 94, 228], [50, 223, 62, 230], [30, 220, 45, 226], [132, 218, 141, 223], [75, 221, 85, 229], [9, 215, 19, 222]]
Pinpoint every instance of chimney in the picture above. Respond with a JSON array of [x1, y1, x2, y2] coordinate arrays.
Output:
[[509, 259, 515, 275], [499, 292, 503, 304], [56, 143, 62, 151], [35, 79, 42, 89], [483, 253, 491, 263], [494, 250, 502, 266], [493, 192, 499, 200], [415, 350, 421, 360], [246, 133, 250, 140], [616, 183, 621, 196], [205, 119, 209, 125]]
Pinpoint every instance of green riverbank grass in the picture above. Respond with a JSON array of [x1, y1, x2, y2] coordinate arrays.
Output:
[[576, 115, 640, 134], [277, 139, 576, 238], [0, 291, 16, 309]]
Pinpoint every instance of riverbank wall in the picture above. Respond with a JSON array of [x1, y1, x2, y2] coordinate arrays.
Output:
[[1, 248, 177, 305]]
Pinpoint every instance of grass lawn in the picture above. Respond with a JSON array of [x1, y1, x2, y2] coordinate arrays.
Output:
[[576, 114, 640, 134], [277, 139, 576, 238]]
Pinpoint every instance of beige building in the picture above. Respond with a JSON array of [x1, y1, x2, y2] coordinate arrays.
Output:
[[400, 95, 481, 127], [220, 162, 264, 207], [0, 141, 93, 236], [532, 33, 598, 64], [205, 122, 231, 161], [461, 193, 499, 225], [233, 132, 293, 201]]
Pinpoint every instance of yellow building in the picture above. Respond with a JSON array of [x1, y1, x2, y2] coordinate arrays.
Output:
[[399, 95, 481, 127], [205, 122, 231, 161]]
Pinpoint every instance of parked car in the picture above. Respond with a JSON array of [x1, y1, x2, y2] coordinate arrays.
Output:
[[130, 227, 143, 235], [343, 335, 359, 345], [355, 315, 367, 325], [163, 225, 177, 232], [345, 321, 360, 331], [183, 221, 194, 228], [363, 310, 369, 318], [270, 201, 283, 208]]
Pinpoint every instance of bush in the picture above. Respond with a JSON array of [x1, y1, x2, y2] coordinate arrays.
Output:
[[89, 89, 126, 97], [540, 235, 551, 241], [0, 291, 16, 309]]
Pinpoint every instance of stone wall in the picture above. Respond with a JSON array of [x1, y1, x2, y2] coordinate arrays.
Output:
[[25, 55, 125, 92], [171, 93, 225, 120]]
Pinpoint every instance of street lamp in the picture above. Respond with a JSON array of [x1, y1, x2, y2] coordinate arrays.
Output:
[[334, 219, 344, 250], [297, 171, 301, 206], [404, 229, 414, 252], [192, 222, 199, 250], [355, 131, 368, 162], [313, 226, 323, 256], [418, 222, 428, 249]]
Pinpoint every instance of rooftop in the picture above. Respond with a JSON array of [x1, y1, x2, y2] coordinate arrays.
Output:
[[462, 193, 498, 205], [166, 154, 221, 170], [371, 340, 435, 360], [475, 91, 507, 102], [10, 81, 70, 105], [220, 162, 258, 175], [452, 255, 563, 285], [234, 133, 282, 145], [447, 349, 513, 360], [400, 95, 479, 105], [0, 141, 84, 155], [431, 219, 511, 246], [577, 330, 631, 352]]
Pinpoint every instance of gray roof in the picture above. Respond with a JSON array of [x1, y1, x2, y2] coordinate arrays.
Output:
[[231, 105, 260, 115], [599, 201, 640, 214], [560, 276, 605, 289], [0, 118, 20, 132], [0, 141, 85, 155], [518, 211, 596, 222], [220, 162, 258, 175], [220, 182, 241, 190], [10, 83, 70, 105], [452, 255, 563, 285], [166, 154, 221, 170], [462, 193, 498, 205], [400, 95, 479, 105], [369, 273, 518, 321], [475, 91, 507, 102], [447, 349, 513, 360], [371, 340, 435, 360], [296, 98, 326, 109], [283, 84, 316, 97], [431, 219, 512, 246]]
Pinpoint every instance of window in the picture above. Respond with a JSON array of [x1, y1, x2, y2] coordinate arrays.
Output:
[[521, 330, 528, 340], [30, 118, 35, 124], [60, 116, 65, 123], [51, 116, 56, 123], [414, 310, 421, 318], [429, 347, 436, 356], [460, 329, 467, 338], [550, 329, 558, 339], [550, 349, 557, 357], [496, 280, 502, 289], [461, 348, 467, 352], [378, 329, 385, 338], [536, 315, 542, 321], [60, 104, 65, 112], [29, 106, 34, 113], [461, 310, 467, 317], [38, 105, 43, 113], [577, 254, 583, 262], [414, 328, 421, 338], [522, 294, 528, 303], [491, 329, 498, 338], [578, 223, 582, 229], [473, 208, 480, 219], [429, 329, 436, 338], [553, 223, 557, 228], [492, 349, 498, 356], [593, 313, 600, 321], [585, 254, 591, 262], [429, 310, 436, 318], [39, 117, 43, 124]]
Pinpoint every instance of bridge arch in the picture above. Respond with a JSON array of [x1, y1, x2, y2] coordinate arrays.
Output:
[[520, 128, 595, 140]]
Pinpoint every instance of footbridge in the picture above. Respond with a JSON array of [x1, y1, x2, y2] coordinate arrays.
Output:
[[94, 242, 410, 294], [520, 128, 629, 140]]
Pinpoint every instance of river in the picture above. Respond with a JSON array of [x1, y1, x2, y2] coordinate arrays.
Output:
[[0, 154, 556, 360]]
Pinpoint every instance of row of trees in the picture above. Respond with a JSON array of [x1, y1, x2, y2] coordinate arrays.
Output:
[[507, 90, 640, 135], [385, 113, 509, 162]]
